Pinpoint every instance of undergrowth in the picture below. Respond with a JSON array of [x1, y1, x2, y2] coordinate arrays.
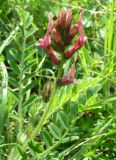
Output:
[[0, 0, 116, 160]]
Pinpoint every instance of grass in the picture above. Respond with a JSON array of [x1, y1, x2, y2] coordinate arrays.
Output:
[[0, 0, 116, 159]]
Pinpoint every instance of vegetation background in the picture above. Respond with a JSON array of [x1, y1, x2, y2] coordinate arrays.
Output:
[[0, 0, 116, 159]]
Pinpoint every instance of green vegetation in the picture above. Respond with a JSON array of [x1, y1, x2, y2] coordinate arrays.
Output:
[[0, 0, 116, 159]]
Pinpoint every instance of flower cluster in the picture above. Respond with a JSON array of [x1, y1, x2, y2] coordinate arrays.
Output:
[[36, 10, 87, 63], [36, 10, 87, 85]]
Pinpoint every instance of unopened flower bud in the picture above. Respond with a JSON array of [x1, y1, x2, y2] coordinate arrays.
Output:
[[55, 12, 63, 30], [55, 10, 72, 41], [66, 24, 79, 45], [42, 81, 53, 102], [65, 36, 87, 58], [64, 10, 72, 36], [36, 33, 60, 64], [57, 58, 77, 86], [52, 28, 64, 51]]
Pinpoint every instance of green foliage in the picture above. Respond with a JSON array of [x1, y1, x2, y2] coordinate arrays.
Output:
[[0, 0, 116, 160]]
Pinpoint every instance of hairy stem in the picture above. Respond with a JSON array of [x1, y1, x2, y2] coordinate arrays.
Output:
[[18, 31, 26, 134], [31, 57, 64, 140]]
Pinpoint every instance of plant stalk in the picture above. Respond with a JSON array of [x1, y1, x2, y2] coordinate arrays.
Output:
[[18, 31, 26, 134], [31, 57, 64, 140]]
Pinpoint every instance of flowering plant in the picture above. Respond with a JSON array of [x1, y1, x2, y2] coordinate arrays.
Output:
[[33, 10, 87, 139]]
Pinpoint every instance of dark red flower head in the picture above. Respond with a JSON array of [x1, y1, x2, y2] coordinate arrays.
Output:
[[36, 10, 87, 64]]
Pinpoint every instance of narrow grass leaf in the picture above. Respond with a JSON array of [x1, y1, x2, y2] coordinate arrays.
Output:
[[0, 62, 8, 134]]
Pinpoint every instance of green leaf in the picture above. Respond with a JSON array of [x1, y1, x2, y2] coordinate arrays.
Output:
[[9, 61, 20, 75], [28, 141, 44, 153], [0, 62, 8, 134], [86, 94, 116, 110], [17, 144, 28, 160], [41, 130, 53, 146], [23, 94, 38, 108], [9, 48, 21, 62], [25, 12, 33, 29], [59, 87, 69, 104], [25, 40, 36, 50], [23, 61, 37, 71], [0, 26, 19, 54], [106, 130, 116, 138], [22, 81, 36, 95], [17, 8, 33, 29], [0, 55, 4, 62], [61, 136, 79, 143], [22, 73, 35, 84], [25, 27, 37, 39], [8, 88, 19, 100], [57, 111, 69, 129], [9, 77, 19, 88], [78, 93, 86, 105], [48, 123, 61, 140]]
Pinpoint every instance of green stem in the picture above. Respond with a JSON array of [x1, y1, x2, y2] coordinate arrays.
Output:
[[18, 31, 26, 133], [31, 58, 64, 140]]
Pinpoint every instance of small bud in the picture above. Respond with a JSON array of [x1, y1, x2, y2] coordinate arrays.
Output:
[[57, 58, 77, 86], [57, 78, 76, 86], [42, 81, 53, 102]]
